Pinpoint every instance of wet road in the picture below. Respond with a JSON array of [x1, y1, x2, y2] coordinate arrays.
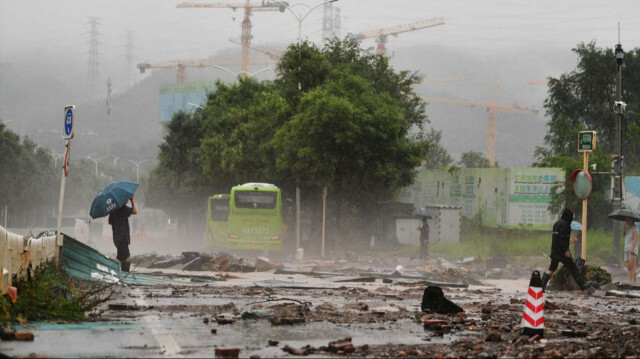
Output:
[[3, 262, 640, 358]]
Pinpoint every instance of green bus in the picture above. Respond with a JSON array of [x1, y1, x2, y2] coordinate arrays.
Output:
[[227, 183, 283, 252], [205, 194, 230, 250]]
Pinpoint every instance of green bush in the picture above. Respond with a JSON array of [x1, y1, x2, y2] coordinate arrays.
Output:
[[1, 261, 109, 326]]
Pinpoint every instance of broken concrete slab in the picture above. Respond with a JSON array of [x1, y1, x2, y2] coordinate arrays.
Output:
[[183, 256, 209, 271], [332, 276, 376, 283], [392, 279, 469, 288], [255, 256, 284, 270], [273, 269, 342, 277]]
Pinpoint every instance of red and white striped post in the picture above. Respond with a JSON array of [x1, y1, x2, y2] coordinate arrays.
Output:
[[520, 270, 545, 338]]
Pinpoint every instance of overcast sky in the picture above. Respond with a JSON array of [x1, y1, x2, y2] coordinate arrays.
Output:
[[2, 0, 638, 81], [1, 0, 639, 166]]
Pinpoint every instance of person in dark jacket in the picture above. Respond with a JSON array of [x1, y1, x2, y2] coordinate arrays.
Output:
[[108, 195, 138, 271], [419, 217, 430, 262], [541, 208, 593, 292]]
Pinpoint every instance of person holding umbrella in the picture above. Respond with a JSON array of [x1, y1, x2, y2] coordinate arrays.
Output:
[[623, 217, 639, 284], [90, 180, 139, 272], [109, 195, 137, 271], [412, 207, 432, 263], [608, 208, 640, 283]]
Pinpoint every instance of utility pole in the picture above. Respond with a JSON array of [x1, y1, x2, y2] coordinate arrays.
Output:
[[611, 30, 625, 263], [87, 17, 101, 97]]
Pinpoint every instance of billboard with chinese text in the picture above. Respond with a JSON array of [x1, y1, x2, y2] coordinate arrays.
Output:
[[399, 167, 564, 229]]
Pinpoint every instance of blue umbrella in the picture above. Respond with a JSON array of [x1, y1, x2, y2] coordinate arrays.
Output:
[[90, 180, 138, 219], [570, 220, 582, 231]]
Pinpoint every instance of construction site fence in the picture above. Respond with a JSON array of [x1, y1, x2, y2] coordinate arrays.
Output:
[[0, 225, 58, 295]]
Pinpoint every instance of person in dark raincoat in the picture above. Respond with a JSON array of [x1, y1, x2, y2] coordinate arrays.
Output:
[[419, 217, 430, 262], [108, 195, 138, 271], [541, 208, 593, 291]]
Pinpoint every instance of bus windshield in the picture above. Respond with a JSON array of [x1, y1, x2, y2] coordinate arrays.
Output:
[[234, 191, 277, 209], [211, 198, 229, 221]]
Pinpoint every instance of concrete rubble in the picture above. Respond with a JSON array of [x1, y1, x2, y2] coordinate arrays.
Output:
[[4, 251, 640, 358]]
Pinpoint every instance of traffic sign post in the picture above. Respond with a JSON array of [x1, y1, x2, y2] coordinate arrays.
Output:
[[63, 105, 75, 139], [57, 106, 76, 258], [578, 131, 596, 152], [575, 130, 596, 260]]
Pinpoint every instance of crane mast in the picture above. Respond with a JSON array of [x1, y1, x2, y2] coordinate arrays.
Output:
[[424, 84, 539, 166], [177, 1, 286, 77]]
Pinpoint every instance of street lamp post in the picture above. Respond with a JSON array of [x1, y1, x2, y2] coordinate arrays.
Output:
[[271, 0, 338, 42], [213, 65, 271, 80], [86, 154, 106, 178], [612, 40, 625, 262], [52, 153, 64, 169], [187, 103, 204, 110], [129, 159, 148, 183], [271, 0, 337, 257]]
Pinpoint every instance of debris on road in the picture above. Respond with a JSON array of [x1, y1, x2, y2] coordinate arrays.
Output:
[[214, 347, 240, 358], [421, 286, 464, 314]]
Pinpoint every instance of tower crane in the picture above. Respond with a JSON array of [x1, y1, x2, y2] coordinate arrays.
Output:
[[177, 1, 287, 78], [136, 57, 274, 83], [424, 85, 540, 167], [348, 17, 445, 54], [229, 38, 283, 63]]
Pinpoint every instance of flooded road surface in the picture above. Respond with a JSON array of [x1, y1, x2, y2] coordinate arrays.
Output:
[[3, 259, 640, 358]]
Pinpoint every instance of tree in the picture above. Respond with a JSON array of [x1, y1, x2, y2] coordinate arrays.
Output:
[[542, 42, 640, 171], [147, 38, 430, 248], [272, 38, 429, 245], [146, 110, 208, 237], [273, 70, 426, 202], [458, 151, 491, 168], [200, 79, 288, 189], [422, 129, 453, 169], [536, 42, 640, 228], [0, 125, 58, 227]]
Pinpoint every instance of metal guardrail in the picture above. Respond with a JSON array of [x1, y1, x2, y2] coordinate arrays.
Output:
[[0, 225, 58, 294]]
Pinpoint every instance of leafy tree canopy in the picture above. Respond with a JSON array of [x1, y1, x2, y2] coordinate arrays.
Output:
[[458, 151, 491, 168], [147, 37, 431, 237], [535, 41, 640, 226], [541, 42, 640, 171], [422, 129, 454, 169]]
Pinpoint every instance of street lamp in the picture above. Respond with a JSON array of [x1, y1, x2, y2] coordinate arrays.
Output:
[[129, 159, 148, 183], [213, 65, 271, 80], [86, 154, 106, 178], [187, 102, 204, 110], [271, 0, 337, 257], [52, 153, 64, 169], [271, 0, 338, 42]]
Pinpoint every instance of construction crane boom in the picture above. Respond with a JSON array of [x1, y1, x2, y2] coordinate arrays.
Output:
[[348, 17, 445, 54], [177, 1, 286, 77], [136, 57, 274, 83], [424, 85, 539, 166], [176, 1, 285, 11], [229, 38, 282, 62]]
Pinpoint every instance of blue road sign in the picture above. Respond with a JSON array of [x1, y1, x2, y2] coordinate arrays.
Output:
[[64, 106, 74, 137]]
